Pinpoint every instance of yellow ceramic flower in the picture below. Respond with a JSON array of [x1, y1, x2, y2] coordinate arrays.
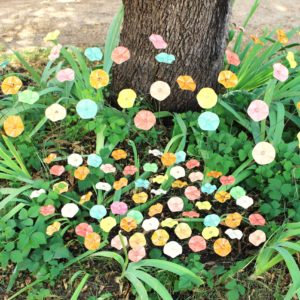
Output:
[[148, 203, 163, 217], [207, 170, 222, 178], [84, 232, 101, 250], [225, 212, 242, 228], [80, 191, 93, 205], [196, 88, 218, 109], [43, 153, 57, 164], [172, 180, 188, 188], [215, 191, 231, 203], [151, 229, 169, 246], [100, 217, 117, 232], [44, 30, 60, 42], [3, 115, 24, 138], [111, 149, 127, 160], [161, 218, 178, 228], [195, 201, 212, 210], [297, 102, 300, 110], [117, 89, 137, 108], [1, 76, 23, 95], [129, 232, 146, 249], [218, 71, 238, 89], [132, 192, 148, 204], [276, 29, 288, 44], [113, 177, 128, 190], [89, 69, 109, 89], [161, 152, 176, 167], [53, 181, 68, 194], [202, 226, 219, 240], [174, 223, 192, 239], [152, 175, 168, 184], [74, 166, 90, 181], [287, 52, 297, 69], [120, 217, 137, 232], [46, 221, 61, 236]]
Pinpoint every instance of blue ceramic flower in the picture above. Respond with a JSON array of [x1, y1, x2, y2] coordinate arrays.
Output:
[[76, 99, 98, 119], [155, 53, 176, 64], [90, 205, 107, 220], [204, 214, 221, 227], [175, 151, 186, 163], [201, 183, 217, 194], [84, 47, 103, 62], [135, 178, 150, 189], [198, 112, 220, 131], [87, 154, 102, 168]]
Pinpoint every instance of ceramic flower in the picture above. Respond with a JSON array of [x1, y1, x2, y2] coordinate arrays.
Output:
[[120, 217, 137, 232], [188, 236, 207, 252], [30, 189, 46, 199], [100, 217, 117, 232], [202, 226, 219, 240], [43, 153, 57, 164], [129, 233, 146, 250], [67, 153, 83, 167], [230, 186, 246, 200], [186, 159, 200, 169], [182, 211, 200, 218], [247, 100, 269, 122], [220, 175, 235, 185], [84, 232, 101, 250], [195, 201, 212, 210], [207, 171, 222, 178], [49, 165, 65, 177], [201, 183, 217, 194], [172, 180, 188, 188], [250, 35, 264, 45], [163, 241, 182, 258], [49, 44, 62, 61], [167, 197, 184, 212], [44, 30, 60, 42], [236, 195, 254, 209], [150, 81, 171, 101], [151, 229, 169, 246], [100, 164, 116, 173], [76, 99, 98, 119], [1, 76, 23, 95], [249, 213, 266, 226], [213, 238, 232, 257], [117, 89, 136, 109], [87, 154, 102, 168], [249, 230, 266, 246], [56, 68, 75, 82], [225, 212, 242, 228], [198, 112, 220, 131], [170, 166, 185, 179], [184, 186, 201, 201], [111, 149, 127, 160], [215, 191, 231, 203], [218, 70, 238, 88], [135, 178, 150, 189], [84, 47, 103, 61], [46, 221, 61, 236], [155, 53, 175, 64], [40, 205, 55, 216], [132, 192, 148, 204], [134, 110, 156, 130], [111, 46, 130, 64], [225, 49, 240, 66], [127, 210, 144, 224], [149, 34, 167, 49], [204, 214, 221, 227], [52, 181, 68, 194], [148, 203, 163, 217], [225, 229, 243, 240], [286, 51, 297, 69], [3, 115, 24, 137], [113, 177, 128, 190], [175, 151, 186, 163], [161, 218, 178, 228], [110, 201, 128, 215], [149, 149, 163, 157], [75, 223, 93, 237], [123, 165, 138, 176], [174, 223, 192, 239], [111, 235, 128, 250], [152, 175, 168, 184], [90, 205, 107, 220], [61, 203, 79, 218], [196, 87, 218, 109], [176, 75, 196, 92], [89, 69, 109, 89], [128, 247, 146, 262], [276, 29, 288, 44], [18, 89, 39, 104], [143, 163, 158, 173], [161, 152, 176, 167], [80, 191, 93, 205], [142, 217, 160, 231], [74, 166, 90, 180], [45, 103, 67, 122], [273, 63, 289, 82], [252, 142, 276, 165]]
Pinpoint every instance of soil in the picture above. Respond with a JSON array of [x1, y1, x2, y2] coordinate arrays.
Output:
[[0, 0, 299, 50]]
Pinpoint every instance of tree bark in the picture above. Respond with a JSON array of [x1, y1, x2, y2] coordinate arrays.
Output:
[[112, 0, 231, 112]]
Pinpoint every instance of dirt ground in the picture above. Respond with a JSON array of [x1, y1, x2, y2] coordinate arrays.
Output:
[[0, 0, 299, 50]]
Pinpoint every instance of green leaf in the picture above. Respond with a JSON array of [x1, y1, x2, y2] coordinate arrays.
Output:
[[10, 250, 23, 263], [31, 232, 47, 245], [125, 272, 148, 300]]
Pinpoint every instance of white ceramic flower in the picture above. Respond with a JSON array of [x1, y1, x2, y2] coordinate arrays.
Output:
[[61, 203, 79, 218], [189, 171, 204, 182], [45, 103, 66, 122], [67, 153, 83, 167], [95, 182, 112, 192], [150, 81, 171, 101], [167, 197, 184, 212], [150, 188, 167, 196], [252, 142, 276, 165], [249, 230, 266, 246], [148, 149, 163, 156], [29, 189, 46, 199], [236, 195, 254, 209], [163, 241, 183, 258], [142, 217, 160, 232], [225, 229, 243, 240], [170, 166, 185, 179]]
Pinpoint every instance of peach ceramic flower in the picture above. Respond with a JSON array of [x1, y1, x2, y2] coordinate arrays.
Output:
[[129, 233, 146, 249], [189, 171, 204, 182], [1, 76, 22, 95], [128, 246, 146, 262], [148, 203, 163, 217], [225, 212, 242, 228], [218, 70, 238, 88], [220, 175, 235, 185], [89, 69, 109, 89], [134, 110, 156, 130], [225, 49, 240, 66], [75, 223, 93, 237], [50, 165, 65, 176], [182, 211, 200, 218], [247, 100, 269, 122], [174, 223, 192, 239], [74, 166, 90, 180], [132, 192, 148, 204], [111, 46, 130, 64], [215, 191, 231, 203], [151, 229, 169, 246], [84, 232, 101, 250], [167, 197, 184, 212], [249, 230, 266, 246], [252, 142, 276, 165], [186, 159, 200, 169], [184, 186, 201, 201], [249, 213, 266, 226], [123, 165, 138, 176], [213, 238, 232, 257], [120, 217, 137, 232], [40, 205, 55, 216], [100, 164, 116, 173], [176, 75, 196, 92], [46, 221, 61, 236], [111, 234, 128, 250], [111, 149, 127, 160], [188, 236, 207, 252], [3, 115, 24, 137]]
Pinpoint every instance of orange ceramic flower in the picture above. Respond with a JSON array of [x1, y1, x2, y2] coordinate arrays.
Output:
[[172, 180, 188, 188], [207, 170, 222, 178], [120, 217, 137, 232], [250, 35, 264, 45], [225, 212, 242, 228], [3, 116, 24, 137], [215, 191, 231, 203], [84, 232, 101, 250], [161, 152, 176, 167], [132, 192, 148, 204], [74, 166, 90, 180], [113, 177, 128, 190], [111, 149, 127, 160], [218, 71, 238, 89], [213, 238, 232, 257], [80, 191, 93, 204], [176, 75, 196, 92], [151, 229, 169, 246], [89, 69, 109, 89], [276, 29, 288, 44], [43, 153, 57, 164], [148, 203, 163, 217], [1, 76, 23, 95]]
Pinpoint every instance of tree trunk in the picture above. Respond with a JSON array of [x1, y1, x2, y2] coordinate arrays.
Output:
[[112, 0, 231, 112]]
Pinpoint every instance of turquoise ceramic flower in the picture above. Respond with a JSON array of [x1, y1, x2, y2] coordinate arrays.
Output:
[[204, 214, 221, 227], [175, 151, 186, 163], [84, 47, 103, 62], [198, 112, 220, 131], [155, 53, 175, 64], [135, 179, 150, 189], [90, 205, 107, 220], [18, 90, 40, 104], [143, 163, 158, 173], [201, 183, 217, 194], [87, 154, 102, 168], [127, 210, 144, 224], [230, 186, 246, 200], [76, 99, 98, 119]]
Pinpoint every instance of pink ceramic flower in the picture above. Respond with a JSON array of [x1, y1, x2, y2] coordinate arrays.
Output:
[[111, 235, 128, 250], [128, 246, 146, 262], [249, 213, 266, 226], [50, 165, 65, 176], [247, 100, 269, 122], [40, 205, 55, 216], [110, 202, 128, 215], [184, 186, 201, 201], [167, 197, 184, 212], [49, 44, 62, 61], [123, 165, 138, 176], [100, 164, 116, 174], [225, 49, 240, 66], [186, 159, 200, 169], [249, 230, 266, 246], [134, 110, 156, 131], [111, 46, 130, 64], [220, 175, 235, 185], [75, 223, 93, 237], [189, 171, 204, 182], [273, 63, 289, 82], [182, 211, 200, 218], [188, 236, 207, 252], [56, 68, 75, 82], [149, 34, 168, 49]]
